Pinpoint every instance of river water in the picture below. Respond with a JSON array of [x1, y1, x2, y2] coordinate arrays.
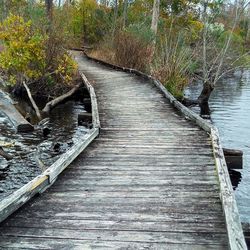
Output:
[[0, 100, 88, 201], [185, 70, 250, 224]]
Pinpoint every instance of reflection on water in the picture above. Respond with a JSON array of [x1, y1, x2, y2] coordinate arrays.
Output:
[[0, 101, 88, 200], [185, 70, 250, 223]]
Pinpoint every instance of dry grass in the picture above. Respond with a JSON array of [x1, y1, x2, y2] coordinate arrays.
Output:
[[90, 31, 153, 73], [113, 32, 153, 72], [89, 47, 116, 64]]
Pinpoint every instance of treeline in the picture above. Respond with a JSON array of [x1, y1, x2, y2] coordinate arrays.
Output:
[[0, 0, 250, 111]]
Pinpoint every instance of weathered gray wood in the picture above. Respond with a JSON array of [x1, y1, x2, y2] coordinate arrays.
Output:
[[0, 227, 228, 245], [12, 208, 225, 221], [0, 90, 34, 132], [23, 81, 42, 120], [0, 129, 99, 225], [3, 217, 226, 233], [80, 72, 100, 128], [42, 82, 83, 115], [0, 236, 227, 250], [0, 174, 49, 223], [211, 128, 246, 249], [43, 128, 99, 183], [0, 50, 246, 249], [81, 51, 246, 249]]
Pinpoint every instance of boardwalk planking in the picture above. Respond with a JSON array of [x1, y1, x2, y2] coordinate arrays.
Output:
[[0, 51, 246, 249]]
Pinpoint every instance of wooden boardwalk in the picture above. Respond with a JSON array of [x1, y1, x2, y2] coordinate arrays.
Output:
[[0, 51, 245, 249]]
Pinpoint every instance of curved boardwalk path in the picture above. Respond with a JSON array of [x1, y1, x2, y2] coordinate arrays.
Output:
[[0, 52, 231, 249]]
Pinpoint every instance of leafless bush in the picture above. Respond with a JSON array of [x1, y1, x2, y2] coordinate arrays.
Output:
[[113, 31, 153, 72]]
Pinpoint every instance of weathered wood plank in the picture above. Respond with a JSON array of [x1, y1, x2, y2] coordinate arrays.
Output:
[[0, 50, 245, 249], [81, 51, 246, 249], [43, 128, 99, 183], [0, 174, 49, 224], [0, 227, 228, 245], [79, 72, 100, 128], [50, 183, 220, 193], [3, 217, 227, 233], [11, 208, 225, 222], [37, 190, 221, 199], [0, 236, 227, 250], [211, 128, 246, 249]]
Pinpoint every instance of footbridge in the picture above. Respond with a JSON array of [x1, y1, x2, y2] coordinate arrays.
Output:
[[0, 51, 247, 249]]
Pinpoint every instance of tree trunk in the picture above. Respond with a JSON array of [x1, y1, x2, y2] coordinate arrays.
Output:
[[199, 101, 211, 118], [151, 0, 160, 35], [112, 0, 118, 37], [45, 0, 53, 24], [198, 81, 214, 104], [23, 82, 42, 120], [123, 0, 128, 29], [42, 82, 82, 115]]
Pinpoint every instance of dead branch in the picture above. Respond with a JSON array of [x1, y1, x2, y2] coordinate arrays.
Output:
[[23, 82, 42, 120], [42, 82, 82, 115]]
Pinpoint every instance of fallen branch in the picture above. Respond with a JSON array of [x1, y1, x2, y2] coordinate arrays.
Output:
[[42, 82, 82, 115], [23, 82, 42, 120]]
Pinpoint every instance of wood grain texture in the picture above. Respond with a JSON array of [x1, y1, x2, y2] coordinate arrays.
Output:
[[82, 51, 246, 249], [0, 50, 246, 249]]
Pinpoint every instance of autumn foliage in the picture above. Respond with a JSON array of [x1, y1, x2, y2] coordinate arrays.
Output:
[[0, 14, 77, 96], [0, 15, 46, 85]]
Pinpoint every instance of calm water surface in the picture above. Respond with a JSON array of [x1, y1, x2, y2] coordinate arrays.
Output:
[[185, 70, 250, 223]]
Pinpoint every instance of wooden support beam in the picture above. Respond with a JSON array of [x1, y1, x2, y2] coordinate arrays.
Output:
[[78, 112, 92, 126], [223, 148, 243, 170], [0, 90, 34, 132]]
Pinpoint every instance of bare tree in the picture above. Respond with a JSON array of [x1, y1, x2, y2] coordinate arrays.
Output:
[[112, 0, 118, 37], [0, 0, 7, 20], [123, 0, 128, 29], [196, 0, 250, 106], [45, 0, 53, 23], [151, 0, 160, 35]]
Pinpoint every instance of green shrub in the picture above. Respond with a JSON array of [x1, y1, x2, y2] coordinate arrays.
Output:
[[0, 14, 77, 95]]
